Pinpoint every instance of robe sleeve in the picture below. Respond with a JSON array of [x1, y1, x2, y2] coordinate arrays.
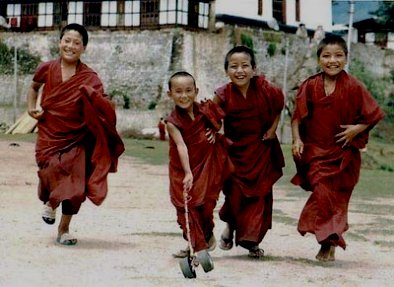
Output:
[[33, 61, 51, 83]]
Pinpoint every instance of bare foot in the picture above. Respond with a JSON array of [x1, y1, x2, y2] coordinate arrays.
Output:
[[219, 224, 234, 251], [328, 246, 335, 261], [316, 244, 331, 261]]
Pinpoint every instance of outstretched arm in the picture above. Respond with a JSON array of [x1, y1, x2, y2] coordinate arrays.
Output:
[[291, 118, 304, 159], [27, 81, 44, 120], [166, 122, 193, 192]]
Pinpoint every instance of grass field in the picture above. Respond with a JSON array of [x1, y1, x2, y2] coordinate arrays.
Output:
[[1, 133, 393, 199]]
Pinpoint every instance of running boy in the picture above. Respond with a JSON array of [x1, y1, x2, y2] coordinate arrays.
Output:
[[166, 71, 233, 261], [27, 23, 124, 245], [291, 35, 385, 261], [213, 46, 285, 258]]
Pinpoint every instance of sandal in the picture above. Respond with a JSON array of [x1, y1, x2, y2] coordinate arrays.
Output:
[[248, 246, 264, 258], [41, 203, 56, 225], [56, 233, 77, 246]]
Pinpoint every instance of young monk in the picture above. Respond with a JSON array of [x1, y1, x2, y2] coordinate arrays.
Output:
[[166, 71, 233, 260], [213, 46, 285, 258], [27, 23, 124, 245], [291, 35, 385, 261]]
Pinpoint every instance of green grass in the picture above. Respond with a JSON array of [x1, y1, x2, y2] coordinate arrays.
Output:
[[122, 138, 168, 166], [1, 134, 393, 198]]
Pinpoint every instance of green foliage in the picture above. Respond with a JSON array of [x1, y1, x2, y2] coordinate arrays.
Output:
[[0, 41, 13, 74], [108, 87, 131, 109], [16, 47, 41, 74], [262, 31, 282, 43], [148, 101, 157, 110], [349, 59, 393, 120], [240, 33, 254, 51], [371, 1, 394, 27], [267, 42, 276, 57], [0, 41, 41, 75]]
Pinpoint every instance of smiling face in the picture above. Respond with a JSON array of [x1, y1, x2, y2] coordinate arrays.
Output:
[[58, 30, 85, 65], [318, 43, 347, 79], [167, 75, 198, 114], [226, 52, 256, 95]]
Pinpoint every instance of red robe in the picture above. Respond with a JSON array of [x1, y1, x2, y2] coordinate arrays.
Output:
[[167, 100, 233, 251], [291, 71, 385, 249], [34, 58, 124, 213], [215, 75, 285, 247]]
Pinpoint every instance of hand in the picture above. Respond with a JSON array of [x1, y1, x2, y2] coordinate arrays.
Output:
[[28, 108, 44, 120], [335, 124, 366, 148], [205, 128, 216, 144], [292, 138, 304, 159], [262, 130, 276, 141], [183, 172, 193, 192]]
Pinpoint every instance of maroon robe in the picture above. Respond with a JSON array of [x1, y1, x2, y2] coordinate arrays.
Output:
[[167, 100, 233, 251], [33, 58, 124, 213], [291, 71, 385, 249], [215, 75, 285, 248]]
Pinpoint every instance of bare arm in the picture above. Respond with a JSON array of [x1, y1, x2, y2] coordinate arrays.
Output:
[[291, 118, 304, 159], [27, 81, 44, 120], [166, 122, 193, 192]]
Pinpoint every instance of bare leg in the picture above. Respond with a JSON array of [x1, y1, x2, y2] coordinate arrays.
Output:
[[316, 244, 331, 261], [328, 245, 336, 261], [56, 214, 77, 245], [58, 214, 73, 236]]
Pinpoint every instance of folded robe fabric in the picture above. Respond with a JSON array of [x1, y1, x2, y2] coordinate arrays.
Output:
[[167, 100, 233, 208], [291, 71, 385, 248], [34, 58, 124, 210]]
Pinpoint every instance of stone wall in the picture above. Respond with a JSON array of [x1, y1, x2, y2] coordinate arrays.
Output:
[[1, 26, 393, 134]]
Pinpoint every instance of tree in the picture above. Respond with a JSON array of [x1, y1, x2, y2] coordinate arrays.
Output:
[[371, 1, 394, 27]]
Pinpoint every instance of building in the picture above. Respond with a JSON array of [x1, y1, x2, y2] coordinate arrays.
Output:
[[0, 0, 332, 33], [352, 18, 394, 50], [215, 0, 333, 32], [0, 0, 214, 32]]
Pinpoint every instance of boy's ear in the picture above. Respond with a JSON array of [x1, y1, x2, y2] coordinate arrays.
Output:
[[195, 87, 199, 96], [167, 90, 172, 98]]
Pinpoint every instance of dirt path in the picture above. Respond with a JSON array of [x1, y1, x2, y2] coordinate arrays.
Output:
[[1, 139, 393, 287]]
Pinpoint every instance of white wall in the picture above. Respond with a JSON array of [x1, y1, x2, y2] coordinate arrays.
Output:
[[215, 0, 272, 21], [296, 0, 332, 31], [215, 0, 333, 32]]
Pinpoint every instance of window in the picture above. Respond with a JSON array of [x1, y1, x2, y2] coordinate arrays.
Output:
[[101, 1, 117, 27], [295, 0, 300, 22], [38, 2, 53, 28], [68, 1, 83, 25], [83, 2, 101, 26], [273, 0, 285, 24], [21, 3, 38, 32], [7, 4, 21, 27], [140, 0, 160, 28], [258, 0, 263, 16], [125, 1, 140, 26], [159, 0, 177, 25], [198, 2, 209, 29]]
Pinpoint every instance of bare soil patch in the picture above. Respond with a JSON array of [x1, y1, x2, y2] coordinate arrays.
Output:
[[1, 139, 393, 287]]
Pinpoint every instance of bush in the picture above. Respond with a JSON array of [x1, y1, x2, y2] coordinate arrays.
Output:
[[267, 42, 276, 57], [0, 41, 40, 75]]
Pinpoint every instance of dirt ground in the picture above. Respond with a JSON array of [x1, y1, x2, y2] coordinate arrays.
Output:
[[1, 139, 393, 287]]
